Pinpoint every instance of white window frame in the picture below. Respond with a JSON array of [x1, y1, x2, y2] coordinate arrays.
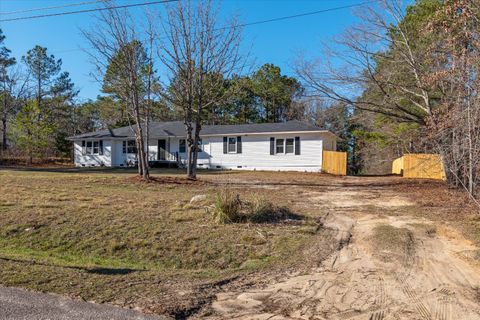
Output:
[[84, 140, 101, 155], [275, 138, 284, 154], [86, 141, 93, 155], [123, 140, 137, 154], [285, 138, 294, 154], [93, 141, 99, 154], [228, 137, 237, 153], [275, 138, 295, 155]]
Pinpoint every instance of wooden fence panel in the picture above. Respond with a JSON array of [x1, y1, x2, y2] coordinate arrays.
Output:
[[392, 157, 404, 175], [392, 153, 446, 180], [322, 151, 347, 176]]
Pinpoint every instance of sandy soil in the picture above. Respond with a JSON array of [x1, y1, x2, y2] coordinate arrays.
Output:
[[208, 184, 480, 320]]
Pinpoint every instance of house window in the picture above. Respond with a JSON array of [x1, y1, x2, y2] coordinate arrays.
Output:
[[86, 141, 93, 154], [276, 138, 284, 154], [179, 139, 186, 153], [93, 141, 99, 154], [271, 137, 300, 155], [285, 138, 294, 154], [179, 139, 202, 152], [123, 140, 137, 154], [223, 136, 242, 154], [83, 140, 103, 155], [228, 137, 236, 153]]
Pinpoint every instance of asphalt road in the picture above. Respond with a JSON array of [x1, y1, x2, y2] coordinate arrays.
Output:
[[0, 286, 167, 320]]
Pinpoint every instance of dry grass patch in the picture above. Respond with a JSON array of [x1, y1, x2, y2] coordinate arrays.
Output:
[[211, 190, 303, 224], [369, 224, 416, 265], [407, 223, 437, 237], [0, 169, 326, 316]]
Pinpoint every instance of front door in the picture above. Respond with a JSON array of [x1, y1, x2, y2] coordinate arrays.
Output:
[[158, 139, 166, 160]]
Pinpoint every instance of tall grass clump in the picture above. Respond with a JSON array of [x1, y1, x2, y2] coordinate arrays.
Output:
[[212, 189, 243, 223], [212, 190, 301, 224], [247, 196, 298, 223]]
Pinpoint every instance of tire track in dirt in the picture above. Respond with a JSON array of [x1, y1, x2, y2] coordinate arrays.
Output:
[[368, 276, 386, 320], [432, 286, 453, 320], [208, 212, 480, 320], [396, 273, 432, 320], [393, 232, 434, 320]]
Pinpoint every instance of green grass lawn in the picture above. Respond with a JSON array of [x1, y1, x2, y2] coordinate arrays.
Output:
[[0, 169, 328, 316]]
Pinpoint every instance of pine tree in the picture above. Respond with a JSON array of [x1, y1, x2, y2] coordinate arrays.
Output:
[[13, 100, 54, 165]]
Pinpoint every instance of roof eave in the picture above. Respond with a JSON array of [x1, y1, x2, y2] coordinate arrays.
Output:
[[200, 130, 336, 137], [68, 130, 338, 140]]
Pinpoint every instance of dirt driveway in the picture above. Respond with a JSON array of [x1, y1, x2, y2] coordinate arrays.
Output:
[[206, 176, 480, 320]]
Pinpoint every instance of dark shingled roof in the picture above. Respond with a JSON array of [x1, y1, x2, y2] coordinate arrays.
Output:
[[69, 120, 333, 140]]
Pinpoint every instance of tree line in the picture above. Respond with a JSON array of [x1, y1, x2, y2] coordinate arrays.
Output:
[[0, 39, 78, 164], [0, 0, 310, 177], [2, 0, 479, 199]]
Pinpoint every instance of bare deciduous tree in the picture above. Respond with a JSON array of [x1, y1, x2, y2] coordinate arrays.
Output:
[[426, 0, 480, 199], [82, 1, 155, 180], [295, 0, 480, 199], [294, 0, 436, 125], [159, 0, 243, 180], [0, 66, 29, 155]]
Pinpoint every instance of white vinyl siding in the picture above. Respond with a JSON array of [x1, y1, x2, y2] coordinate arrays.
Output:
[[74, 140, 111, 167], [74, 132, 332, 172], [191, 133, 327, 172]]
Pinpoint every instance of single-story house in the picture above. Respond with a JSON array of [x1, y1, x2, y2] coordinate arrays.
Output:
[[68, 120, 338, 172]]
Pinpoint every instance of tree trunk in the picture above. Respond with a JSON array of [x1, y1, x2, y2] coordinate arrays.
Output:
[[136, 124, 149, 180], [186, 126, 195, 180], [28, 149, 33, 166], [137, 135, 144, 177], [132, 90, 149, 180], [467, 95, 474, 196], [1, 116, 7, 151], [191, 128, 201, 180], [37, 62, 42, 111]]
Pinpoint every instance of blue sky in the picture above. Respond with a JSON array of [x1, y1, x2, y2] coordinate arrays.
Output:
[[0, 0, 367, 101]]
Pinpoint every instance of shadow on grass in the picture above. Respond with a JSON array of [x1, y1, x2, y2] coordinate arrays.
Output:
[[0, 256, 142, 275], [0, 166, 243, 176], [247, 207, 305, 224], [84, 267, 139, 275]]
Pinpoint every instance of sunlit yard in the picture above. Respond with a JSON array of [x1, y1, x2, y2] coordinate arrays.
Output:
[[0, 169, 328, 316]]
